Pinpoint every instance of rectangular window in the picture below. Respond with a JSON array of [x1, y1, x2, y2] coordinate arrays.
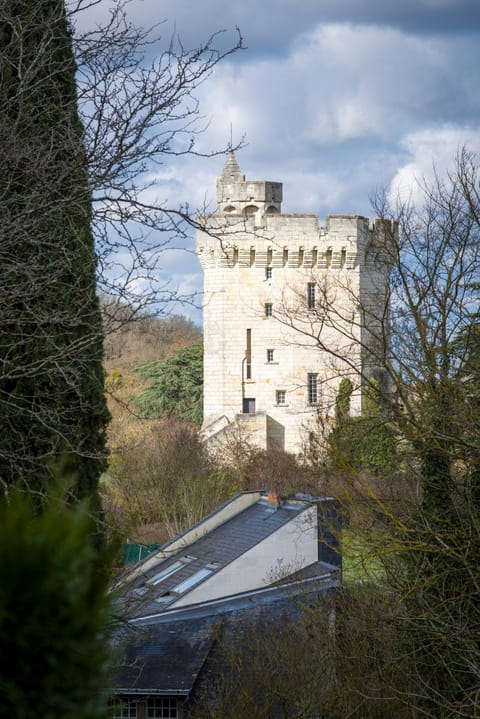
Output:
[[308, 373, 318, 405], [243, 397, 256, 414], [276, 390, 286, 405], [267, 349, 274, 363], [172, 567, 212, 594], [147, 556, 193, 586], [148, 561, 183, 586], [110, 698, 137, 719], [307, 282, 316, 310], [246, 329, 252, 379], [265, 266, 272, 280], [147, 696, 178, 718], [265, 303, 273, 317]]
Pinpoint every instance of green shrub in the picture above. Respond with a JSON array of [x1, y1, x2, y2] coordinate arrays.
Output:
[[0, 484, 113, 719]]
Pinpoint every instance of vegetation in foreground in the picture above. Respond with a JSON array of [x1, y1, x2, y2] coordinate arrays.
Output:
[[0, 481, 114, 719]]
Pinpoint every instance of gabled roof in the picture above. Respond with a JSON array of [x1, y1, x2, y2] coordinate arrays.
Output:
[[121, 493, 313, 617], [115, 571, 339, 696], [114, 491, 341, 699], [115, 616, 216, 696]]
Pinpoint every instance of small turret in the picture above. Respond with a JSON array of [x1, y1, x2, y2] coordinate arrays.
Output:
[[216, 151, 283, 217], [220, 150, 245, 184]]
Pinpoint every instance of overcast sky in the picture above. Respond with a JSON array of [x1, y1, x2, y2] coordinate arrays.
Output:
[[80, 0, 480, 323]]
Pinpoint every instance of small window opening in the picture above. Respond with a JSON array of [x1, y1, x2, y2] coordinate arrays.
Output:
[[276, 390, 286, 406], [110, 697, 137, 719], [246, 329, 252, 379], [265, 303, 273, 317], [307, 282, 316, 310], [147, 696, 178, 718], [267, 349, 274, 363], [308, 373, 318, 405], [243, 397, 256, 414]]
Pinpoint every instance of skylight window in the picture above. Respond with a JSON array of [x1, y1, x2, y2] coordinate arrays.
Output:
[[172, 568, 212, 594], [133, 586, 148, 597], [147, 556, 193, 586]]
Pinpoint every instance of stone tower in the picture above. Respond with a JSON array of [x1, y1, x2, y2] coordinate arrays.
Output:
[[196, 152, 392, 454]]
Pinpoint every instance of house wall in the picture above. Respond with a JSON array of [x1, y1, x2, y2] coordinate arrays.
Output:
[[172, 505, 318, 607]]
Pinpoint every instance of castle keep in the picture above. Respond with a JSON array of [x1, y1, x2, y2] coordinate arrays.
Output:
[[196, 152, 392, 454]]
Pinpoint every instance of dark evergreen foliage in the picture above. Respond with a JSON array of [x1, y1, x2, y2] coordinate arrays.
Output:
[[0, 481, 113, 718], [0, 1, 109, 498], [335, 377, 353, 425], [135, 343, 203, 425], [329, 378, 397, 476]]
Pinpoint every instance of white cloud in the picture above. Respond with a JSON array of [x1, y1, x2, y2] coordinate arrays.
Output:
[[389, 126, 480, 204], [197, 22, 469, 151], [73, 1, 480, 323], [180, 21, 480, 216]]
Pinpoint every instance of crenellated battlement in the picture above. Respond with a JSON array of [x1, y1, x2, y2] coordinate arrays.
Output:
[[197, 213, 393, 271]]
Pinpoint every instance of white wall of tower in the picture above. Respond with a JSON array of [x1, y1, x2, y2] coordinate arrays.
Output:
[[197, 154, 392, 455]]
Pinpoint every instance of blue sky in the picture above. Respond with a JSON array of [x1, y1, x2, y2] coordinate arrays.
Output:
[[79, 0, 480, 323]]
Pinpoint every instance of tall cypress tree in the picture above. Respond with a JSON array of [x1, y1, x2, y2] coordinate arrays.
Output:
[[0, 1, 109, 499]]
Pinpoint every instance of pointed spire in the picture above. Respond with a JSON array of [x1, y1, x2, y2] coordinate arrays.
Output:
[[220, 150, 245, 183]]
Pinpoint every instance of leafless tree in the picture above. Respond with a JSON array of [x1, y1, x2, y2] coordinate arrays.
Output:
[[188, 594, 413, 719], [69, 0, 243, 330], [0, 0, 241, 493], [274, 148, 480, 715]]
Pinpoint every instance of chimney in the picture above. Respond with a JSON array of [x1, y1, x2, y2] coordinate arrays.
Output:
[[267, 490, 279, 508]]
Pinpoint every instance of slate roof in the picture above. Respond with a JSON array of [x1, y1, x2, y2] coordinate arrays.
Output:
[[113, 492, 342, 698], [123, 497, 308, 617], [115, 573, 339, 696], [115, 616, 216, 696]]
